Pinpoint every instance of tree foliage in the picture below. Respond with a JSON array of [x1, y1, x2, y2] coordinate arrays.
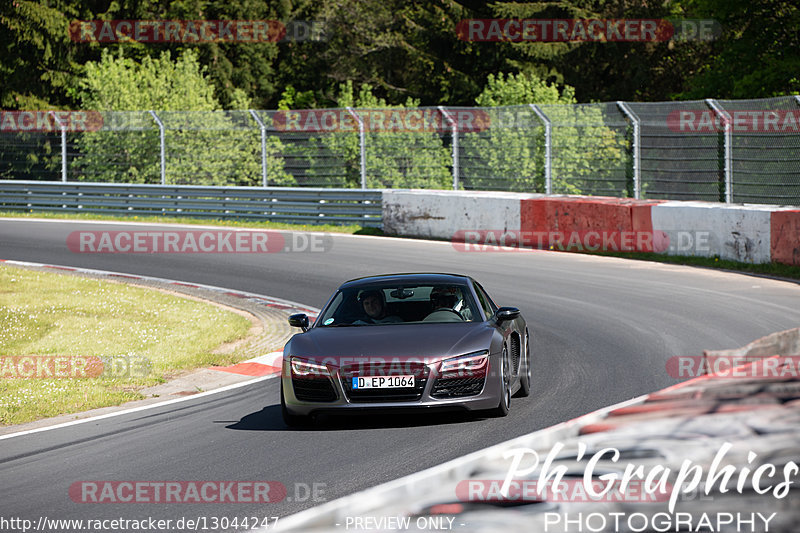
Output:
[[74, 49, 291, 185], [2, 0, 795, 195], [297, 81, 451, 188], [464, 72, 625, 194], [676, 0, 800, 98], [0, 0, 83, 109], [2, 0, 796, 110]]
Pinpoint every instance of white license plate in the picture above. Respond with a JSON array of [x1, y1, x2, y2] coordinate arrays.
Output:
[[352, 375, 414, 389]]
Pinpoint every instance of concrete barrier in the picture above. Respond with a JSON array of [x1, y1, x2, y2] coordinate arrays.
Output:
[[382, 189, 800, 265], [382, 189, 534, 240], [771, 210, 800, 266], [520, 196, 664, 252], [650, 201, 775, 263], [703, 326, 800, 364]]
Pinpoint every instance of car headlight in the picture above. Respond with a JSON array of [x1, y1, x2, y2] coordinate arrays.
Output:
[[440, 350, 489, 377], [290, 357, 330, 377]]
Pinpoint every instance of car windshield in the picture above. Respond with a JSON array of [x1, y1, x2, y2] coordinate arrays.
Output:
[[316, 283, 482, 326]]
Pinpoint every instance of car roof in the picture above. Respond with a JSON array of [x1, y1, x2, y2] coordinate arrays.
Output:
[[339, 273, 475, 290]]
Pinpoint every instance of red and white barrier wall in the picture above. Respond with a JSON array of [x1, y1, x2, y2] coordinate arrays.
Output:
[[382, 190, 800, 266]]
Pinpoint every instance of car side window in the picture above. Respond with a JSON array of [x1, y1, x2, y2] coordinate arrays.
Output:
[[474, 283, 496, 319]]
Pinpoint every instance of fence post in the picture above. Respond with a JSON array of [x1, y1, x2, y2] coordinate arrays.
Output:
[[249, 110, 268, 187], [346, 107, 367, 188], [706, 99, 732, 203], [529, 104, 552, 195], [49, 111, 67, 182], [616, 102, 641, 199], [438, 106, 459, 190], [148, 110, 166, 185]]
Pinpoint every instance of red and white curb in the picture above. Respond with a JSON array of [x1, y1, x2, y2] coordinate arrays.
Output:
[[214, 351, 284, 377]]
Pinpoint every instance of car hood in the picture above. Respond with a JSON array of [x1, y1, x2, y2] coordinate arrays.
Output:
[[286, 322, 495, 363]]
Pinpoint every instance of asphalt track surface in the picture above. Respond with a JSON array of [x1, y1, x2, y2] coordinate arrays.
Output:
[[2, 218, 800, 525]]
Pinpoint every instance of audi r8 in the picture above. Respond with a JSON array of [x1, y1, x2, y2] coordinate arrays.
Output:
[[280, 273, 530, 426]]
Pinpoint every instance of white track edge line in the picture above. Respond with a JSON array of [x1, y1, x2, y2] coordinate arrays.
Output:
[[0, 216, 459, 247], [0, 374, 278, 441]]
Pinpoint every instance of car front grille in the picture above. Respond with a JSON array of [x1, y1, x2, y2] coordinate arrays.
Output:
[[292, 377, 338, 402], [431, 376, 485, 398], [340, 362, 429, 403]]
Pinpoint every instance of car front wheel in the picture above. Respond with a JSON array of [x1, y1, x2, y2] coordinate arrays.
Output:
[[489, 346, 511, 417], [516, 332, 531, 398]]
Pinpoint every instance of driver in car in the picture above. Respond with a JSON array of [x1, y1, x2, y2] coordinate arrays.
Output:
[[429, 286, 470, 320], [355, 290, 403, 324]]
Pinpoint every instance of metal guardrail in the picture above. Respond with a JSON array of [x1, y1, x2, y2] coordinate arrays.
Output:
[[0, 181, 383, 227]]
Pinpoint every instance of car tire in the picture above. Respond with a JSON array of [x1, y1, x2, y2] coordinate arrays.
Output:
[[489, 346, 511, 417], [281, 381, 311, 428], [515, 332, 531, 398]]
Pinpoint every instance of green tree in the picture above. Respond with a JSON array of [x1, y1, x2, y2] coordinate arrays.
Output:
[[0, 1, 87, 180], [488, 0, 705, 102], [298, 81, 451, 188], [74, 49, 291, 186], [272, 0, 507, 107], [463, 72, 626, 195], [80, 0, 284, 109], [677, 0, 800, 98], [0, 0, 84, 109]]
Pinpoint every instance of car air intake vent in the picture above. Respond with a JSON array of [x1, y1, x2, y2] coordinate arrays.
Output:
[[511, 337, 520, 373], [292, 377, 338, 402], [432, 377, 485, 398]]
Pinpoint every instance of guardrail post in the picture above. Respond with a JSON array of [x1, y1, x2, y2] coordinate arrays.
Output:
[[616, 101, 641, 199], [149, 110, 166, 185], [346, 107, 367, 189], [249, 110, 268, 187], [49, 111, 68, 182], [706, 99, 732, 203], [438, 106, 459, 190], [529, 104, 552, 195]]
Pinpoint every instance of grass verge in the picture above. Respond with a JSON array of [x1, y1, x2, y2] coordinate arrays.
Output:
[[0, 210, 384, 235], [0, 264, 252, 425]]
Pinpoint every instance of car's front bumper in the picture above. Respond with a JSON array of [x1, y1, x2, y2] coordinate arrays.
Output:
[[281, 359, 503, 416]]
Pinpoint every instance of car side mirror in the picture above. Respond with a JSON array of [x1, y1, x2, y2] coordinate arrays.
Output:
[[494, 307, 520, 323], [288, 313, 310, 332]]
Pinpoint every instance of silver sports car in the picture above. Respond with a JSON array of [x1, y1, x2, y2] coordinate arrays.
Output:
[[280, 273, 530, 426]]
